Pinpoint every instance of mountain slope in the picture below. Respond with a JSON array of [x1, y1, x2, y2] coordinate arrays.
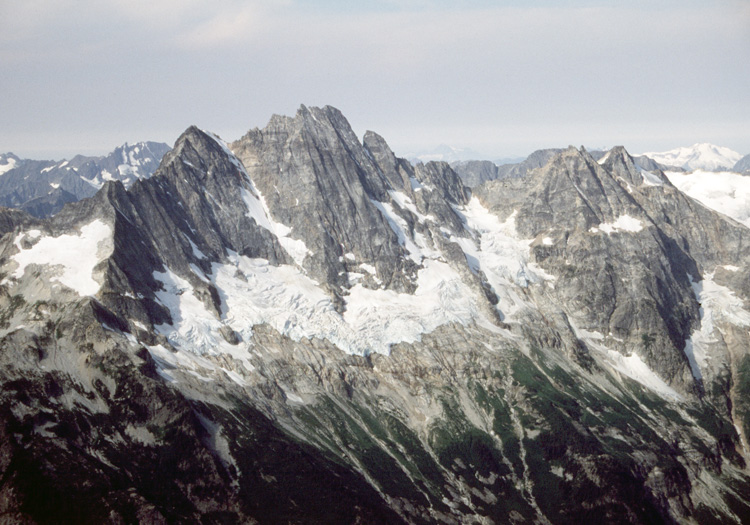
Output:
[[1, 108, 749, 523]]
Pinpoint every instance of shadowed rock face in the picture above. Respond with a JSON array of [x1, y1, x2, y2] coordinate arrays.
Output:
[[0, 108, 749, 524], [451, 160, 499, 187], [450, 149, 564, 188], [230, 105, 470, 297]]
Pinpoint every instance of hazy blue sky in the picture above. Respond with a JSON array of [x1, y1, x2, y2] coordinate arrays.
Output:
[[1, 0, 748, 160]]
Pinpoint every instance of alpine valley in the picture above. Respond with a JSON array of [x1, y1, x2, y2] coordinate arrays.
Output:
[[1, 106, 750, 524]]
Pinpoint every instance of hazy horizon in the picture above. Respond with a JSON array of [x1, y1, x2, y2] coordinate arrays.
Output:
[[2, 0, 748, 161]]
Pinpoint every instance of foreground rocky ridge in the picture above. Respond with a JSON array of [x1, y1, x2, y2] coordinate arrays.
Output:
[[0, 106, 749, 523]]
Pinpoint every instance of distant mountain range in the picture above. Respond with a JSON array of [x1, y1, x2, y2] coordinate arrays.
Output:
[[2, 107, 750, 522], [405, 144, 525, 165], [0, 142, 170, 217], [641, 143, 743, 172], [3, 139, 746, 223]]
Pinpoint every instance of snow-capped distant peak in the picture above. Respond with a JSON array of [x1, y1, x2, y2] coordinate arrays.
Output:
[[0, 153, 20, 176], [641, 143, 742, 172]]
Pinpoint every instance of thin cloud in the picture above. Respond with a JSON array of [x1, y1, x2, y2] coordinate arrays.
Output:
[[1, 1, 747, 158]]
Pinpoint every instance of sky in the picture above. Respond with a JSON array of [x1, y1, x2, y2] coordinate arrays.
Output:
[[1, 0, 749, 160]]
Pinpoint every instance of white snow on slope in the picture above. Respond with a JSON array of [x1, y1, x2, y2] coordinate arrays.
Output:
[[201, 129, 312, 268], [342, 258, 483, 354], [573, 327, 682, 401], [666, 170, 750, 228], [153, 197, 544, 358], [0, 156, 17, 175], [389, 190, 435, 223], [590, 215, 643, 234], [117, 164, 142, 180], [613, 351, 682, 401], [12, 220, 113, 296], [641, 143, 741, 172], [639, 168, 664, 187], [451, 198, 555, 319], [153, 249, 485, 358], [684, 274, 750, 382], [154, 268, 226, 355], [370, 199, 426, 263], [241, 186, 311, 267], [211, 251, 484, 356]]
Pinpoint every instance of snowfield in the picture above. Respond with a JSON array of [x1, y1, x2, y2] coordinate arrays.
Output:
[[11, 220, 113, 296], [666, 170, 750, 228], [151, 196, 553, 358], [0, 156, 17, 176]]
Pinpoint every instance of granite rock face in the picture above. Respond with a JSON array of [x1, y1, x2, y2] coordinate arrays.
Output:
[[449, 149, 564, 188], [1, 108, 749, 524], [450, 160, 499, 187], [230, 105, 473, 299]]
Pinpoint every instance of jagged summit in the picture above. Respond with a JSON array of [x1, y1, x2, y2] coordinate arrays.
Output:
[[0, 140, 170, 218], [599, 145, 672, 188], [1, 106, 750, 523]]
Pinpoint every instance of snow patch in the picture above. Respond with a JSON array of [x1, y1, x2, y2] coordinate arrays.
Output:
[[590, 215, 643, 234], [152, 268, 244, 360], [615, 352, 682, 401], [371, 199, 424, 263], [190, 263, 210, 283], [117, 164, 141, 180], [12, 220, 113, 296], [81, 176, 104, 189], [639, 168, 664, 187], [666, 170, 750, 228], [100, 169, 116, 182], [410, 177, 424, 191], [684, 274, 750, 381], [576, 326, 682, 401], [212, 253, 483, 356], [451, 198, 555, 319], [185, 236, 207, 260], [388, 190, 435, 223], [241, 186, 311, 267], [342, 259, 482, 354]]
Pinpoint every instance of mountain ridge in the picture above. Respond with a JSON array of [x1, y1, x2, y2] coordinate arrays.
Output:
[[1, 106, 749, 523], [0, 141, 170, 218]]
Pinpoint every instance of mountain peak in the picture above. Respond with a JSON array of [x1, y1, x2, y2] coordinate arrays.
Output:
[[3, 106, 750, 523], [641, 143, 741, 171], [0, 152, 20, 175]]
